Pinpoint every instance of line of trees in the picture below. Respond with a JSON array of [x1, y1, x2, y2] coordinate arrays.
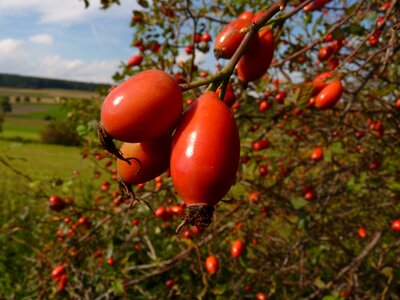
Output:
[[0, 73, 109, 91]]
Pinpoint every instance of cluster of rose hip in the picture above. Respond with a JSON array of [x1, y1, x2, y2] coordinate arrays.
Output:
[[99, 69, 240, 230]]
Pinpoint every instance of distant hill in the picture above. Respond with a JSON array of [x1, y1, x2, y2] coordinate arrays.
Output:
[[0, 73, 110, 92]]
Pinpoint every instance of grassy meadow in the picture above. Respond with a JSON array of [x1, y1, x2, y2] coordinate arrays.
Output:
[[0, 87, 101, 220]]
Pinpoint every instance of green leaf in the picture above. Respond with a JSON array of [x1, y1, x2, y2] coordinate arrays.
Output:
[[346, 24, 365, 36], [330, 142, 345, 155], [380, 267, 393, 278], [387, 181, 400, 193], [296, 83, 314, 108], [291, 197, 308, 210], [110, 278, 124, 294], [313, 276, 326, 289], [76, 124, 89, 137], [138, 0, 149, 8], [246, 268, 258, 274]]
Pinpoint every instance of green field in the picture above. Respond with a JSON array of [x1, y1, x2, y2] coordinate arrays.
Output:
[[1, 89, 87, 142], [0, 140, 97, 219]]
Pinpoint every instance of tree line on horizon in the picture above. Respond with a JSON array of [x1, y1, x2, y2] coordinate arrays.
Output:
[[0, 73, 110, 92]]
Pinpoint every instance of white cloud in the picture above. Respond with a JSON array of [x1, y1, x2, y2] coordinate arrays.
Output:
[[0, 38, 24, 53], [37, 55, 119, 83], [0, 38, 117, 83], [29, 34, 54, 45], [0, 0, 137, 24]]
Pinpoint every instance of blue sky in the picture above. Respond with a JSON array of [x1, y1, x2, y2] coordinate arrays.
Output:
[[0, 0, 141, 83]]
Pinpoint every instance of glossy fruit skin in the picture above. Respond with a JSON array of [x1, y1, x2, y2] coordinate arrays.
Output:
[[315, 80, 343, 109], [237, 28, 274, 82], [201, 33, 212, 42], [49, 195, 66, 212], [51, 265, 66, 279], [117, 134, 171, 185], [391, 219, 400, 232], [318, 46, 332, 62], [358, 227, 367, 238], [313, 72, 333, 95], [256, 292, 268, 300], [170, 91, 240, 206], [230, 239, 245, 258], [304, 0, 331, 11], [395, 99, 400, 110], [216, 83, 236, 107], [238, 11, 254, 21], [127, 54, 143, 67], [275, 91, 287, 104], [214, 19, 251, 59], [310, 147, 324, 161], [100, 70, 183, 143], [205, 255, 219, 275], [252, 138, 270, 151]]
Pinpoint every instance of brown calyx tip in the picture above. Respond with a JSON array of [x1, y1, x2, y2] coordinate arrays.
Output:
[[97, 123, 130, 164], [176, 204, 214, 233], [213, 48, 223, 60]]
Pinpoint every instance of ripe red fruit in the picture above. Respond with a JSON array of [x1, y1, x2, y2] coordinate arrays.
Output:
[[185, 45, 194, 54], [313, 72, 334, 95], [238, 11, 254, 21], [368, 35, 379, 47], [323, 33, 333, 43], [318, 46, 333, 62], [376, 16, 386, 28], [252, 11, 266, 23], [315, 80, 343, 109], [256, 292, 268, 300], [380, 2, 391, 11], [165, 279, 175, 288], [368, 161, 381, 170], [107, 257, 116, 266], [201, 32, 212, 42], [205, 255, 219, 275], [51, 265, 66, 279], [391, 219, 400, 232], [116, 134, 171, 185], [170, 205, 184, 216], [331, 39, 344, 53], [127, 54, 143, 67], [155, 206, 166, 219], [328, 56, 339, 71], [252, 138, 270, 151], [310, 147, 324, 161], [230, 239, 245, 258], [259, 165, 268, 176], [248, 192, 261, 203], [237, 28, 274, 82], [275, 91, 286, 104], [216, 83, 236, 107], [170, 91, 240, 229], [214, 18, 251, 59], [303, 0, 332, 12], [304, 191, 315, 201], [58, 274, 68, 291], [100, 70, 183, 143], [149, 41, 161, 52], [49, 195, 66, 212], [259, 100, 270, 112], [395, 99, 400, 110], [358, 227, 366, 238]]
